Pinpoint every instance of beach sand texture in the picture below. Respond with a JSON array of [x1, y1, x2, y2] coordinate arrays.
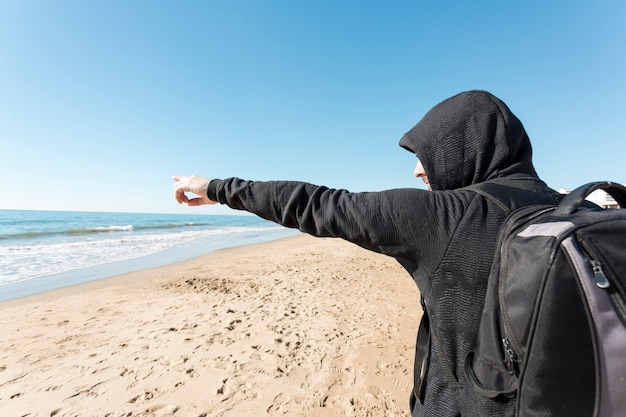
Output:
[[0, 235, 421, 417]]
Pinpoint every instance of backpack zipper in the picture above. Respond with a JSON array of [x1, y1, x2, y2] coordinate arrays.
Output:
[[589, 258, 611, 289], [580, 241, 613, 289], [497, 206, 555, 376], [502, 337, 518, 374], [580, 240, 626, 326]]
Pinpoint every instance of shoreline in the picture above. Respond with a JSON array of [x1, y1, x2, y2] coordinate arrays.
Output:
[[0, 227, 300, 303], [0, 234, 421, 416], [0, 234, 303, 306]]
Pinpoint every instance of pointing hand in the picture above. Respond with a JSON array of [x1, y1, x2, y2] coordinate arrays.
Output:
[[172, 175, 217, 206]]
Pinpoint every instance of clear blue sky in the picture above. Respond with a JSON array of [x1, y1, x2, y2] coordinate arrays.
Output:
[[1, 1, 624, 214]]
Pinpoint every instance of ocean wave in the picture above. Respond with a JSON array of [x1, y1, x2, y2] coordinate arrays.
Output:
[[0, 225, 292, 286], [0, 222, 213, 240], [66, 225, 134, 234]]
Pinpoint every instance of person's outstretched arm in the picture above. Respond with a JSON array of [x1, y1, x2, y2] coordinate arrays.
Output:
[[172, 174, 451, 263], [173, 174, 378, 240]]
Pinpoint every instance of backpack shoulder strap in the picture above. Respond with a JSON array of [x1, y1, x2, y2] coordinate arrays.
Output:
[[465, 183, 511, 214], [465, 181, 563, 214]]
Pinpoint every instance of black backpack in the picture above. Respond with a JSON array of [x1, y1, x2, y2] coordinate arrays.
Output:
[[465, 181, 626, 416]]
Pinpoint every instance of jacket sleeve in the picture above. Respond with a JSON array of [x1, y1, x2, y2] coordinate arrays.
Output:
[[207, 177, 455, 262]]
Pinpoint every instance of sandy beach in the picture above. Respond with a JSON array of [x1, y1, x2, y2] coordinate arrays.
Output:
[[0, 235, 421, 417]]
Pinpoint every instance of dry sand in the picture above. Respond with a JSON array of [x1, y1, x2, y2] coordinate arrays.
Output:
[[0, 235, 421, 417]]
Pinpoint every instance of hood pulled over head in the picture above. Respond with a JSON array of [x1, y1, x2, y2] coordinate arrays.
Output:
[[399, 90, 538, 191]]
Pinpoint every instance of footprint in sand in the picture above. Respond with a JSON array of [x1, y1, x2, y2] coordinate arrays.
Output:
[[129, 388, 160, 404], [267, 392, 291, 414], [144, 404, 180, 416], [253, 366, 273, 376], [392, 377, 411, 390]]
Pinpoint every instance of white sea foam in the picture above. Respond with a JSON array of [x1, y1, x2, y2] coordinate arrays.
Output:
[[92, 225, 134, 232], [0, 210, 300, 301], [0, 226, 283, 286]]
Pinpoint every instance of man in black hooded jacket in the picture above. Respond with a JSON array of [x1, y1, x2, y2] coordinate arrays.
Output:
[[173, 90, 562, 416]]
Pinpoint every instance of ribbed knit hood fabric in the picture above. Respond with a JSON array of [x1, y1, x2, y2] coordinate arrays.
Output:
[[399, 90, 539, 191]]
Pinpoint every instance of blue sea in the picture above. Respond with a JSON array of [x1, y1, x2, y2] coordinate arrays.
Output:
[[0, 209, 299, 301]]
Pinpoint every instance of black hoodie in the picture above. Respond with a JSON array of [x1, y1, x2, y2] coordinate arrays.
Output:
[[207, 91, 561, 416], [400, 90, 539, 191]]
